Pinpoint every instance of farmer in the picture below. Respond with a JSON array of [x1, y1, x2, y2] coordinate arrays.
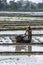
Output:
[[23, 26, 32, 42]]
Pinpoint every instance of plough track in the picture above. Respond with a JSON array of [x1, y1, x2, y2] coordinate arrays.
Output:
[[0, 27, 43, 55]]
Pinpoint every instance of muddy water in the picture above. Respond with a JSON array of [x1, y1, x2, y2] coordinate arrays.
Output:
[[0, 30, 43, 35], [0, 30, 43, 52], [0, 30, 43, 65], [0, 30, 43, 43], [0, 11, 43, 15], [0, 55, 43, 65], [0, 45, 43, 65]]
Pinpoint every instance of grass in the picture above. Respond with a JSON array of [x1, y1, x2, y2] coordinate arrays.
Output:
[[0, 25, 43, 30], [0, 16, 43, 22], [0, 14, 43, 17]]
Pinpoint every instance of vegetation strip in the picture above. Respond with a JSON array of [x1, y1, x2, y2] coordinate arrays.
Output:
[[0, 42, 43, 46], [0, 52, 43, 55]]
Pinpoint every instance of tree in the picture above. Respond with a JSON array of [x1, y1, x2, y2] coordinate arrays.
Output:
[[16, 1, 23, 11], [9, 1, 18, 11], [24, 1, 30, 11], [38, 3, 43, 9], [0, 0, 4, 10], [30, 3, 37, 9]]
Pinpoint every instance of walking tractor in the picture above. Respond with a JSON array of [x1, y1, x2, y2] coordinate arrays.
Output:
[[16, 26, 32, 43]]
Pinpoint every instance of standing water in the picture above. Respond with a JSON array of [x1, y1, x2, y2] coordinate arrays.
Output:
[[0, 30, 43, 65]]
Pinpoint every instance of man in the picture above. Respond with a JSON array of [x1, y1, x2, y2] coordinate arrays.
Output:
[[23, 26, 32, 43]]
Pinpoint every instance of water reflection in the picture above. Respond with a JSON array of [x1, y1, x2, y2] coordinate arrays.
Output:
[[32, 46, 43, 52], [15, 45, 31, 52], [0, 45, 43, 55]]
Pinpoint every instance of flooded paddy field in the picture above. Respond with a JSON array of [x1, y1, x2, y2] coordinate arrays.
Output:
[[0, 17, 43, 21], [0, 55, 43, 65], [0, 17, 43, 27], [0, 30, 43, 51], [0, 15, 43, 65], [0, 11, 43, 16], [0, 29, 43, 65], [0, 30, 43, 42]]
